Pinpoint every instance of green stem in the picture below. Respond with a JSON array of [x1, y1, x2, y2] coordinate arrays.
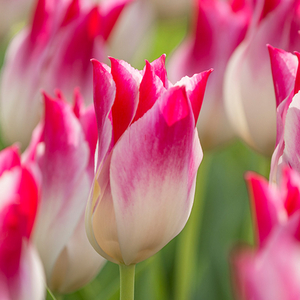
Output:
[[119, 264, 136, 300]]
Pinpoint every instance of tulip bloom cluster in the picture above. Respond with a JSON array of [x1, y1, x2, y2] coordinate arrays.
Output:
[[4, 0, 300, 298]]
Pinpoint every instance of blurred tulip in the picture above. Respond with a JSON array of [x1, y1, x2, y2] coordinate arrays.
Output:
[[22, 89, 105, 293], [268, 47, 300, 182], [0, 146, 45, 300], [224, 0, 300, 155], [232, 167, 300, 299], [246, 168, 300, 248], [85, 55, 212, 265], [168, 0, 251, 149], [233, 215, 300, 300], [0, 0, 132, 148]]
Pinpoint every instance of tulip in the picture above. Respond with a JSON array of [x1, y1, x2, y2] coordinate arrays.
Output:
[[22, 89, 105, 293], [168, 0, 251, 149], [233, 167, 300, 300], [0, 0, 132, 148], [245, 168, 300, 248], [224, 0, 300, 155], [85, 55, 211, 298], [233, 216, 300, 300], [86, 54, 211, 261], [268, 47, 300, 182], [0, 146, 45, 300]]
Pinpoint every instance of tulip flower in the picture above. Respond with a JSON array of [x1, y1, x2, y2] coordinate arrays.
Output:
[[0, 0, 132, 148], [168, 0, 251, 149], [233, 168, 300, 300], [233, 217, 300, 300], [0, 146, 45, 300], [85, 55, 211, 299], [224, 0, 300, 155], [245, 168, 300, 248], [22, 89, 105, 294], [268, 47, 300, 182]]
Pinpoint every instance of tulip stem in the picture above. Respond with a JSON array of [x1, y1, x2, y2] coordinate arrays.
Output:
[[119, 264, 136, 300]]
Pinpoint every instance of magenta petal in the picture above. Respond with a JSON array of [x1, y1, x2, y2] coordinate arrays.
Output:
[[176, 69, 213, 124], [245, 172, 285, 247], [294, 52, 300, 95], [133, 60, 165, 122], [30, 0, 50, 43], [268, 45, 298, 107], [110, 86, 198, 264], [281, 167, 300, 217], [33, 94, 90, 279], [61, 0, 80, 27], [92, 59, 115, 164], [160, 86, 189, 127], [149, 54, 169, 88], [110, 57, 140, 142]]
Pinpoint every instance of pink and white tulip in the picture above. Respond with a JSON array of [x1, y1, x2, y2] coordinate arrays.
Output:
[[233, 215, 300, 300], [22, 90, 105, 293], [0, 0, 132, 148], [168, 0, 251, 149], [245, 168, 300, 248], [0, 146, 45, 300], [85, 55, 212, 265], [233, 168, 300, 300], [224, 0, 300, 155], [268, 47, 300, 182]]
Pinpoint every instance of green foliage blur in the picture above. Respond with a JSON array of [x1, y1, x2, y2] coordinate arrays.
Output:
[[0, 10, 269, 300]]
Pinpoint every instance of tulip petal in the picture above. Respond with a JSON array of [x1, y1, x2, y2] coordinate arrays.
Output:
[[12, 241, 45, 300], [246, 172, 286, 247], [49, 213, 106, 293], [268, 45, 298, 107], [88, 155, 122, 264], [133, 60, 165, 122], [33, 94, 90, 279], [149, 54, 169, 88], [110, 86, 200, 264], [175, 69, 213, 125], [92, 59, 115, 166], [110, 57, 141, 143]]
